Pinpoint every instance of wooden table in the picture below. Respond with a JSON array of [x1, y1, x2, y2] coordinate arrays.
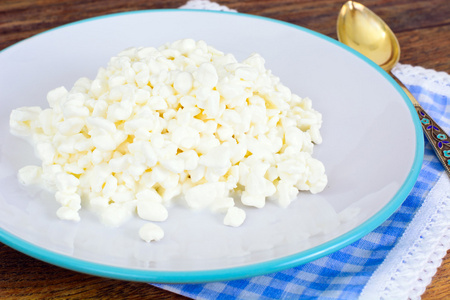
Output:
[[1, 0, 449, 298]]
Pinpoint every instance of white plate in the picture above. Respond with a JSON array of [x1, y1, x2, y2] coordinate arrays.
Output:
[[0, 9, 423, 283]]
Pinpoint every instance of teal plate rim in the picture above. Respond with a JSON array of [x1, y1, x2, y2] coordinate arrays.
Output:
[[0, 8, 424, 283]]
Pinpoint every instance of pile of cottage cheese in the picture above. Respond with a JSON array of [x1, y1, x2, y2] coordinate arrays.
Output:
[[10, 39, 327, 242]]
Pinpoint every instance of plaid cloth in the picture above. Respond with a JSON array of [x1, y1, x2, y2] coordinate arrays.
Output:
[[154, 66, 450, 299]]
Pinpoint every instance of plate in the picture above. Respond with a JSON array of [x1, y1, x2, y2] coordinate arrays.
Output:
[[0, 9, 423, 283]]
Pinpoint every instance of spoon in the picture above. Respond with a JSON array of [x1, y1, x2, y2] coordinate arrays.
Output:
[[337, 1, 450, 176]]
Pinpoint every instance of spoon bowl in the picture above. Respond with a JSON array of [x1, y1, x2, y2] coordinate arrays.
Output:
[[337, 1, 400, 72], [337, 1, 450, 176]]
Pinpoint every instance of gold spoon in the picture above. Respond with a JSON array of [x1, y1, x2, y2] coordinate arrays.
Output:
[[337, 1, 450, 176]]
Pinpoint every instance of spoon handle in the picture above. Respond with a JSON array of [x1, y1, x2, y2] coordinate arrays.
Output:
[[392, 74, 450, 176]]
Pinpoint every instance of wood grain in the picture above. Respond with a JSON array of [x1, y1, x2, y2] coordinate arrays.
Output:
[[1, 0, 449, 299], [0, 243, 187, 299]]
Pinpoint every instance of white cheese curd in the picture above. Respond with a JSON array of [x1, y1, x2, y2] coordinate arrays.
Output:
[[139, 223, 164, 242], [9, 39, 327, 242], [224, 207, 246, 227]]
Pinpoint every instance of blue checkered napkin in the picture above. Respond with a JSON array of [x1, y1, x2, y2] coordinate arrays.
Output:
[[154, 69, 450, 299]]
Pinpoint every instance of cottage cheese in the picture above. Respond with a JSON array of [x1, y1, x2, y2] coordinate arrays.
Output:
[[10, 39, 327, 242]]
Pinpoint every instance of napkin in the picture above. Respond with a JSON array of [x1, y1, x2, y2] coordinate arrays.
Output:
[[154, 1, 450, 299]]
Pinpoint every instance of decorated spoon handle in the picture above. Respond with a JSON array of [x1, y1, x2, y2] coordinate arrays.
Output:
[[415, 104, 450, 176], [393, 75, 450, 176]]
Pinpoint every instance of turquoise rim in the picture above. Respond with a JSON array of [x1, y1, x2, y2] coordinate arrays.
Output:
[[0, 9, 424, 283]]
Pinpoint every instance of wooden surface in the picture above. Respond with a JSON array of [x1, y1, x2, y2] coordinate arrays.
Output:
[[1, 0, 449, 299]]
